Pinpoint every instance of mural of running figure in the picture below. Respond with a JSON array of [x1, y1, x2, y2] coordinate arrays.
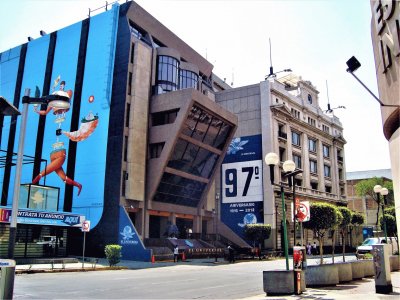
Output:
[[32, 77, 99, 196]]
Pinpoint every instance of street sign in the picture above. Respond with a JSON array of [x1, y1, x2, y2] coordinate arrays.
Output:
[[81, 220, 90, 232], [291, 201, 310, 222]]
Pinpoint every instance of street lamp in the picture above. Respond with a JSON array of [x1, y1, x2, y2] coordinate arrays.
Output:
[[346, 56, 399, 108], [213, 192, 220, 262], [265, 153, 288, 270], [373, 185, 388, 242]]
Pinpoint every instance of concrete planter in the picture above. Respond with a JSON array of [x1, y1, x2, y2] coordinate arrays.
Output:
[[361, 259, 374, 277], [263, 270, 306, 295], [389, 255, 400, 271], [337, 262, 353, 282], [351, 260, 365, 280], [305, 264, 339, 287]]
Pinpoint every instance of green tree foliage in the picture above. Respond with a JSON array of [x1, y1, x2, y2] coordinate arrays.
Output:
[[303, 202, 339, 263], [355, 177, 393, 225], [244, 224, 272, 248], [337, 207, 352, 261], [351, 212, 365, 226], [380, 206, 397, 240], [104, 244, 122, 267]]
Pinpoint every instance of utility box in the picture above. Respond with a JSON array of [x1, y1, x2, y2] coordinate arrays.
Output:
[[372, 244, 392, 294]]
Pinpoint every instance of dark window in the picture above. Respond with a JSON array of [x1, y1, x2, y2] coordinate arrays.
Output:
[[179, 69, 198, 90], [293, 153, 301, 169], [308, 94, 312, 104], [156, 55, 179, 94], [279, 147, 286, 162], [292, 131, 301, 147], [295, 178, 302, 187], [122, 171, 126, 197], [308, 138, 317, 152], [323, 144, 330, 158], [310, 160, 317, 174], [167, 138, 219, 179], [152, 109, 179, 126], [153, 172, 207, 207], [125, 103, 130, 128], [324, 164, 331, 177], [278, 124, 287, 139], [310, 181, 318, 190], [128, 72, 132, 95], [325, 186, 332, 193], [124, 136, 128, 162], [130, 42, 135, 64], [149, 142, 165, 159]]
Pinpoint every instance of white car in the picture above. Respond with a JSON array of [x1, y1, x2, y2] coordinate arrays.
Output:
[[356, 237, 398, 259]]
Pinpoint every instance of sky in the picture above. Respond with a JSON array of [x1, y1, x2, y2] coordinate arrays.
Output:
[[0, 0, 392, 172]]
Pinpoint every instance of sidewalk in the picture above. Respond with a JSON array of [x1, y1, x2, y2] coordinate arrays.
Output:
[[12, 257, 400, 299]]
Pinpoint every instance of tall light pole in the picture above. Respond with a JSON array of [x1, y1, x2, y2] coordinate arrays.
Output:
[[214, 192, 220, 262], [374, 185, 388, 242]]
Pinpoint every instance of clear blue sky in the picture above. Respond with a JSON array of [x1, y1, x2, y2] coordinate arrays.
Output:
[[0, 0, 391, 172]]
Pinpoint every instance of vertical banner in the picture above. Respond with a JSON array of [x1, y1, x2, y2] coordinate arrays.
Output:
[[221, 135, 264, 240]]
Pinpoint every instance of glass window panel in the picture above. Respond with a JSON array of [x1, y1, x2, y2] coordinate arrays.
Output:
[[213, 122, 232, 150]]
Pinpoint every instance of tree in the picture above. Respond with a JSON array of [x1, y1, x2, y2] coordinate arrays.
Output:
[[303, 202, 339, 264], [379, 206, 398, 253], [244, 224, 272, 251], [331, 208, 343, 264], [337, 207, 352, 261], [350, 211, 366, 247], [355, 177, 393, 225]]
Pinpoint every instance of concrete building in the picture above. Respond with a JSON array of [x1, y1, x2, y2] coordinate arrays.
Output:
[[369, 0, 400, 241], [216, 75, 347, 249]]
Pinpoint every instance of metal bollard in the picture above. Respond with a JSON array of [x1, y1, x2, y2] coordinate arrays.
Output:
[[0, 260, 16, 300]]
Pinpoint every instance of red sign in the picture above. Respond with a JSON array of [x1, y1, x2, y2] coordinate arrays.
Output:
[[81, 220, 91, 232], [0, 208, 11, 223]]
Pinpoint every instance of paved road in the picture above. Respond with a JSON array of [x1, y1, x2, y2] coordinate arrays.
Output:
[[11, 256, 400, 299]]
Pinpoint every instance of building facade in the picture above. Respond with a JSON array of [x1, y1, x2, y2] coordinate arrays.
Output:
[[370, 0, 400, 240], [216, 75, 347, 249], [0, 1, 237, 260]]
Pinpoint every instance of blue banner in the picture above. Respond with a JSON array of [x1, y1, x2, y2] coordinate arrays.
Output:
[[221, 134, 264, 242], [119, 206, 152, 261], [0, 206, 84, 227]]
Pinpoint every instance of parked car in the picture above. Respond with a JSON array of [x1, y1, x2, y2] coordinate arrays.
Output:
[[356, 237, 398, 259]]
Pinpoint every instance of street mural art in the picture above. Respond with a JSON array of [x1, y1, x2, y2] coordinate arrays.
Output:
[[32, 77, 99, 196]]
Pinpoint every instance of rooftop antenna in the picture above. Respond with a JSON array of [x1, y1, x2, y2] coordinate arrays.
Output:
[[325, 80, 345, 113], [265, 38, 292, 80]]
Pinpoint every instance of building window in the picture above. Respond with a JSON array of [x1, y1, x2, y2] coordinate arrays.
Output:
[[293, 153, 301, 169], [310, 181, 318, 190], [337, 149, 343, 163], [292, 131, 301, 147], [152, 109, 179, 126], [307, 94, 313, 104], [322, 124, 330, 133], [156, 55, 180, 94], [122, 171, 127, 197], [307, 117, 316, 126], [295, 178, 302, 187], [338, 168, 343, 180], [179, 69, 198, 90], [310, 160, 317, 174], [149, 142, 165, 159], [279, 147, 286, 162], [291, 108, 300, 119], [308, 138, 317, 153], [130, 42, 135, 64], [128, 72, 133, 96], [323, 144, 330, 158], [278, 124, 287, 139], [124, 136, 128, 162], [324, 165, 331, 177], [325, 185, 332, 193], [125, 103, 130, 128]]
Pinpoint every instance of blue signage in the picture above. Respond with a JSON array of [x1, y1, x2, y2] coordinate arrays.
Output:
[[0, 206, 84, 227], [221, 134, 264, 241]]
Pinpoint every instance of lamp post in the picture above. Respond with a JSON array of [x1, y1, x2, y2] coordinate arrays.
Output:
[[373, 185, 388, 242], [214, 192, 220, 262]]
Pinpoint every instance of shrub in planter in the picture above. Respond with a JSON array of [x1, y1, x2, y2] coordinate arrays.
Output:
[[105, 244, 122, 267]]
